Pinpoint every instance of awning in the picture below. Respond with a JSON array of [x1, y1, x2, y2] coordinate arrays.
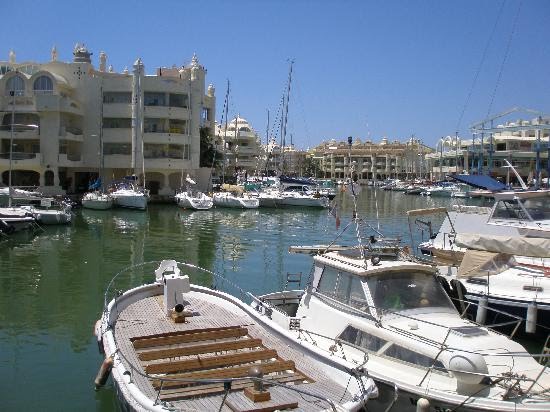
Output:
[[455, 233, 550, 258], [450, 174, 507, 191], [457, 249, 515, 278]]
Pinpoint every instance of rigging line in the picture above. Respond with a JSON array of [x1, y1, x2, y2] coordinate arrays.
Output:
[[294, 80, 312, 149], [486, 0, 523, 118], [455, 0, 506, 133]]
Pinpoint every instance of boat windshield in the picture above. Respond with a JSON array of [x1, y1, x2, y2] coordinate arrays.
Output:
[[366, 271, 455, 312], [492, 198, 550, 222]]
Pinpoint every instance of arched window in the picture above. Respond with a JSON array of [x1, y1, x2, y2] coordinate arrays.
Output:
[[33, 76, 53, 94], [6, 75, 25, 96]]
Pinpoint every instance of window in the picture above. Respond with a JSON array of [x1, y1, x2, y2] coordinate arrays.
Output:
[[33, 76, 53, 94], [384, 344, 446, 370], [144, 143, 168, 159], [496, 143, 506, 151], [169, 93, 187, 108], [169, 119, 187, 134], [103, 92, 131, 104], [366, 271, 455, 312], [317, 267, 368, 310], [6, 75, 25, 96], [144, 118, 165, 133], [103, 118, 131, 128], [144, 92, 166, 106], [338, 326, 386, 352]]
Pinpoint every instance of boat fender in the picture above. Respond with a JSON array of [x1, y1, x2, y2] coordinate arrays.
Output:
[[93, 320, 104, 355], [416, 398, 430, 412], [476, 296, 488, 325], [94, 356, 114, 389], [526, 301, 538, 334]]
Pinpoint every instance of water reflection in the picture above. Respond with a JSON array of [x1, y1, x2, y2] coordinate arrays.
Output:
[[0, 188, 494, 411]]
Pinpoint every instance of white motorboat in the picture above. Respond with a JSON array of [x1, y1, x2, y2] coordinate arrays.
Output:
[[213, 191, 259, 209], [256, 188, 284, 208], [411, 201, 550, 334], [0, 207, 36, 234], [253, 245, 550, 411], [81, 192, 113, 210], [175, 190, 213, 210], [175, 176, 213, 210], [94, 260, 376, 411], [109, 179, 149, 210], [20, 198, 72, 225], [279, 187, 329, 208]]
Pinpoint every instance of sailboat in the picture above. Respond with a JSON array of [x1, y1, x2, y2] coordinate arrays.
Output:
[[0, 91, 38, 233], [175, 175, 213, 210], [82, 93, 113, 210], [109, 64, 149, 210], [213, 83, 259, 209]]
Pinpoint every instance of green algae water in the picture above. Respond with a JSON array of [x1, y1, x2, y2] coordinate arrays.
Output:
[[0, 189, 488, 411]]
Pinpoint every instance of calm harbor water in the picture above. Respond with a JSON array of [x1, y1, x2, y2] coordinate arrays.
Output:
[[0, 188, 486, 411]]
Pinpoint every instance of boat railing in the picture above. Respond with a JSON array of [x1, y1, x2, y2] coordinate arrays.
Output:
[[294, 314, 550, 399], [102, 260, 342, 411]]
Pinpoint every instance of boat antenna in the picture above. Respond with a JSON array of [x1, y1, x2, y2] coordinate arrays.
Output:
[[347, 136, 368, 267]]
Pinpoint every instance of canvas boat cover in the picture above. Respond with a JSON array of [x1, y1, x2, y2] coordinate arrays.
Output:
[[450, 174, 507, 191], [455, 233, 550, 258], [457, 249, 515, 278]]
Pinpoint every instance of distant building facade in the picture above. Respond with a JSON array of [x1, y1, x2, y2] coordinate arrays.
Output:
[[310, 137, 433, 181], [425, 114, 550, 183], [0, 45, 215, 195], [215, 116, 263, 176]]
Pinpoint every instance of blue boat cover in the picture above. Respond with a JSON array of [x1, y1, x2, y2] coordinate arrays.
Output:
[[450, 174, 507, 191], [88, 177, 102, 190]]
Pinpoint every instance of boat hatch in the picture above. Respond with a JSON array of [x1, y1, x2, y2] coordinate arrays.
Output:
[[131, 325, 313, 402], [449, 326, 488, 337]]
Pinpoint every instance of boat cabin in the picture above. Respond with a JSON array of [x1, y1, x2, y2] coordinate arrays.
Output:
[[489, 191, 550, 232], [309, 249, 456, 318]]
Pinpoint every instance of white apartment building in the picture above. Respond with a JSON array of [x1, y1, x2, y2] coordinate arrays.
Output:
[[310, 137, 433, 181], [425, 113, 550, 182], [215, 116, 263, 176], [0, 45, 215, 196]]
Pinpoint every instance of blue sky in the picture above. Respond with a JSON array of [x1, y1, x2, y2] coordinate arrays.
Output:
[[2, 0, 549, 149]]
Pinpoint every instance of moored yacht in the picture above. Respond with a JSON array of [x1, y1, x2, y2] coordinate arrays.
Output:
[[81, 191, 113, 210], [109, 177, 149, 210], [175, 176, 213, 210], [94, 260, 376, 411], [253, 246, 550, 411]]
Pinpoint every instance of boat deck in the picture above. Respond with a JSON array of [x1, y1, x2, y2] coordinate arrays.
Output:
[[113, 291, 356, 411]]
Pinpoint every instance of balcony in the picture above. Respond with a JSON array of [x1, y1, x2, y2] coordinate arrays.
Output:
[[102, 128, 132, 142], [144, 105, 189, 119], [35, 94, 83, 115], [59, 126, 83, 141], [102, 102, 131, 118], [0, 124, 39, 140], [58, 153, 83, 166], [144, 158, 188, 170], [0, 152, 42, 167], [103, 154, 131, 168]]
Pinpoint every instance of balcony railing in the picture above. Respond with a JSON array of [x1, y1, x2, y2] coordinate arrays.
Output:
[[0, 124, 39, 133], [0, 152, 38, 160]]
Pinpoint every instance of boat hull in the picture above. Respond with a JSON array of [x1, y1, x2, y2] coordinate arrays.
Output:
[[213, 193, 259, 209], [111, 192, 148, 210], [82, 193, 113, 210]]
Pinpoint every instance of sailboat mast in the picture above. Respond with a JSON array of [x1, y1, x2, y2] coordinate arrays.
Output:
[[281, 59, 294, 175], [8, 90, 15, 208], [99, 85, 105, 191], [222, 80, 230, 185], [264, 109, 269, 175]]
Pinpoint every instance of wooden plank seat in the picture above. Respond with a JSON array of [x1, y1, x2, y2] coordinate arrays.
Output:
[[132, 326, 248, 349], [159, 372, 309, 402], [152, 359, 298, 389], [146, 349, 279, 374], [133, 325, 313, 403], [138, 338, 264, 361]]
